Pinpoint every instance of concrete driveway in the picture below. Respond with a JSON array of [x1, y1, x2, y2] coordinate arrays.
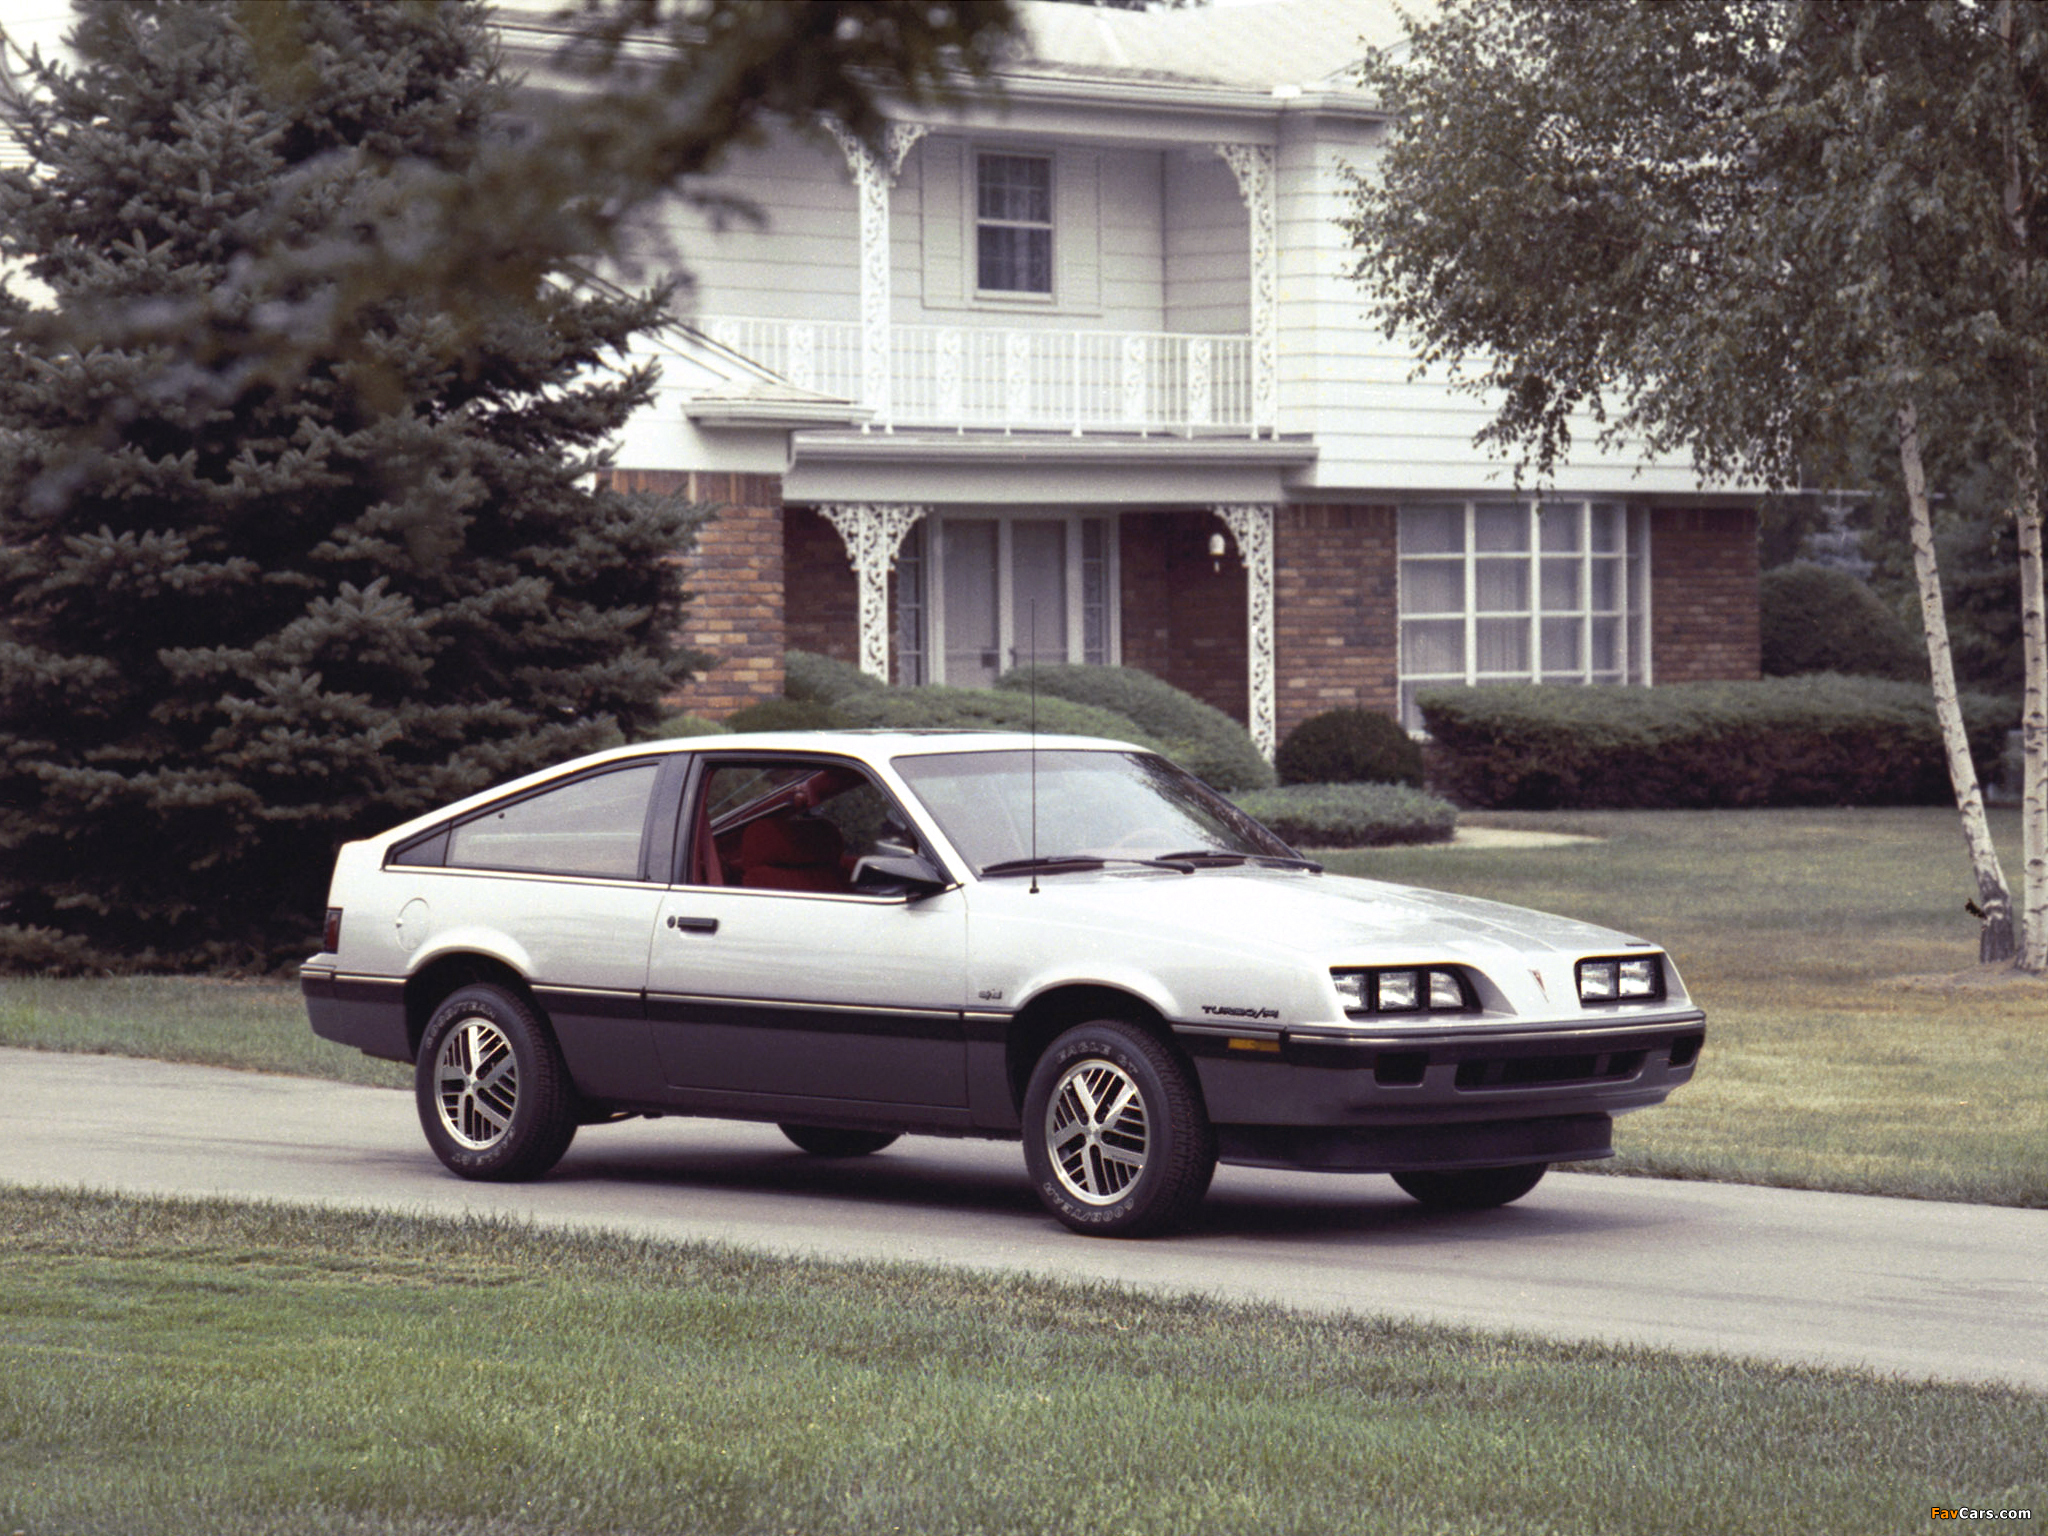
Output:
[[3, 1045, 2042, 1393]]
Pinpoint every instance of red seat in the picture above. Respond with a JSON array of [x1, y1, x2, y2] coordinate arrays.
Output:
[[738, 815, 846, 892]]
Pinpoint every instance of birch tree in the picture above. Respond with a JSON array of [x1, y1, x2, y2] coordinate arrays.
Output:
[[1345, 0, 2048, 967]]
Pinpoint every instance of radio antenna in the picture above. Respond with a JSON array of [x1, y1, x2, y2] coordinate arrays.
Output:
[[1029, 598, 1040, 895]]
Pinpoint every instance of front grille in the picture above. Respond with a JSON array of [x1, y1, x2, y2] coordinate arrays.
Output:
[[1455, 1048, 1648, 1091]]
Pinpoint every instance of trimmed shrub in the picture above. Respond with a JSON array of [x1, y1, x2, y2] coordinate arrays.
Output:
[[1419, 676, 2015, 809], [783, 648, 883, 705], [646, 714, 731, 739], [1275, 707, 1425, 788], [996, 665, 1275, 792], [1232, 784, 1457, 848], [832, 686, 1164, 753], [1760, 563, 1925, 680], [722, 698, 853, 733]]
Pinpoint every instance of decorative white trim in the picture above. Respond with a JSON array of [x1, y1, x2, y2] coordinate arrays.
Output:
[[787, 323, 815, 393], [937, 327, 964, 420], [825, 120, 929, 428], [1120, 334, 1146, 425], [1214, 504, 1277, 759], [1215, 143, 1278, 436], [820, 503, 929, 681]]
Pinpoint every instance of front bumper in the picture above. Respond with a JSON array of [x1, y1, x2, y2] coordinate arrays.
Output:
[[1181, 1008, 1705, 1172]]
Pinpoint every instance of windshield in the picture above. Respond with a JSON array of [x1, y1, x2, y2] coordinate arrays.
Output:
[[891, 749, 1298, 875]]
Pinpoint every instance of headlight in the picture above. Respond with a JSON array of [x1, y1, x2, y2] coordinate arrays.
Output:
[[1577, 954, 1664, 1004], [1332, 966, 1474, 1015]]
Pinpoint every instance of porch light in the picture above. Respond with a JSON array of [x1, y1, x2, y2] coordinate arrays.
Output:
[[1209, 530, 1228, 572]]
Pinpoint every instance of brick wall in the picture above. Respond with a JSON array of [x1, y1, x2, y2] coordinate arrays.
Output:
[[783, 506, 861, 665], [610, 469, 786, 719], [1650, 506, 1760, 683], [1274, 503, 1399, 740], [1119, 512, 1250, 723]]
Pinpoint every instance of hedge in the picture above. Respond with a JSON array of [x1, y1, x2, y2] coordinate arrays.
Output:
[[995, 665, 1275, 792], [831, 685, 1166, 754], [647, 713, 731, 739], [723, 698, 852, 733], [1760, 563, 1925, 681], [1275, 707, 1425, 788], [783, 648, 882, 705], [1418, 675, 2015, 809], [1231, 784, 1457, 848]]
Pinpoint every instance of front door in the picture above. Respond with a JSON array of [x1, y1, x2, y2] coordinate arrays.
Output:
[[645, 756, 971, 1113]]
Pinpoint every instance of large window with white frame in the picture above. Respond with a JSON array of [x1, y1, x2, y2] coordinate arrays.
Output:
[[893, 513, 1116, 686], [1398, 501, 1650, 730]]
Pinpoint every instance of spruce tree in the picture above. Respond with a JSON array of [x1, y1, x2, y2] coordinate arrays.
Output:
[[0, 0, 702, 968]]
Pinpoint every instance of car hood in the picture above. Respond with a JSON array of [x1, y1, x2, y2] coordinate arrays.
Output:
[[984, 865, 1641, 960]]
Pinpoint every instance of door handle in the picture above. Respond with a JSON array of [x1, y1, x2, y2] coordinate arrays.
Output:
[[666, 915, 718, 934]]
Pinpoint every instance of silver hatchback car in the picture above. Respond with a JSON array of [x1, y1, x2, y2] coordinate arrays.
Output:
[[303, 731, 1704, 1236]]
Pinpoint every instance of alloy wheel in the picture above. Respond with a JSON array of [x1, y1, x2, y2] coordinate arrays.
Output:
[[1043, 1056, 1150, 1205], [434, 1017, 518, 1151]]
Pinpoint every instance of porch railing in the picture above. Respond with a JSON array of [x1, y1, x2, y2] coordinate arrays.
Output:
[[697, 316, 1255, 435]]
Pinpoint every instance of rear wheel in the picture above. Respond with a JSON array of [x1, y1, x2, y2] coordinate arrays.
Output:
[[1391, 1163, 1548, 1210], [779, 1124, 900, 1157], [1022, 1019, 1215, 1237], [415, 983, 577, 1182]]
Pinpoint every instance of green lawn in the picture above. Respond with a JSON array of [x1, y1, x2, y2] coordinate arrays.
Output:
[[1328, 806, 2048, 1206], [3, 805, 2043, 1204], [2, 1187, 2038, 1536], [0, 972, 409, 1088]]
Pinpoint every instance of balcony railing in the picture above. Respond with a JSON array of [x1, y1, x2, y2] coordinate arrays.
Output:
[[698, 316, 1255, 435]]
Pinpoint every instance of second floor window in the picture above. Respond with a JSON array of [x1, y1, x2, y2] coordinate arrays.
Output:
[[977, 153, 1053, 295]]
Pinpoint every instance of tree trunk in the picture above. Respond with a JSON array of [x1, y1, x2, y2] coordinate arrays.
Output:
[[1897, 397, 2016, 962], [1999, 0, 2047, 970], [2016, 485, 2046, 970]]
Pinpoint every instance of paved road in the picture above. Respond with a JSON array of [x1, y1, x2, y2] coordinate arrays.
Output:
[[4, 1046, 2043, 1393]]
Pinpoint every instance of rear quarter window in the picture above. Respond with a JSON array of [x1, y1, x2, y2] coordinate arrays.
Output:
[[446, 763, 661, 879]]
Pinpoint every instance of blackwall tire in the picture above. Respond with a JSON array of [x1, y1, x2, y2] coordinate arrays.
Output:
[[1391, 1163, 1548, 1210], [415, 983, 577, 1182], [779, 1124, 901, 1157], [1021, 1019, 1215, 1237]]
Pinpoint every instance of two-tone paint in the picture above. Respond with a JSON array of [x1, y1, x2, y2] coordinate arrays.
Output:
[[304, 731, 1704, 1174]]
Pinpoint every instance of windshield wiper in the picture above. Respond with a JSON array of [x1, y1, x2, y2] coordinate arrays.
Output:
[[981, 854, 1195, 877], [1153, 848, 1324, 873]]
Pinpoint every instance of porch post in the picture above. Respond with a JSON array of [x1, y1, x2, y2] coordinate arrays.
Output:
[[1214, 143, 1278, 437], [819, 503, 928, 682], [824, 121, 928, 429], [1214, 504, 1277, 759]]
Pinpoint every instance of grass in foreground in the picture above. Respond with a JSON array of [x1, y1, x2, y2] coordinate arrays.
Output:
[[1331, 806, 2048, 1207], [1, 1187, 2039, 1536]]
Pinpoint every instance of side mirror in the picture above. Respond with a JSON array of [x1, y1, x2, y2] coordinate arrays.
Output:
[[852, 851, 950, 898]]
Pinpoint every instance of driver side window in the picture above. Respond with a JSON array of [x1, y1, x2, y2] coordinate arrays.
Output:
[[686, 760, 929, 893]]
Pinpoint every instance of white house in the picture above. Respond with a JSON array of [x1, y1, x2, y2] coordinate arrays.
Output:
[[419, 2, 1771, 747]]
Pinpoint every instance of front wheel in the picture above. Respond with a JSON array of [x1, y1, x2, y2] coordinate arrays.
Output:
[[1391, 1163, 1548, 1210], [416, 983, 577, 1182], [1022, 1019, 1215, 1237], [780, 1124, 900, 1157]]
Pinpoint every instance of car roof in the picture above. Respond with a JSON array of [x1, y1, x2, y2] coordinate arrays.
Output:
[[360, 730, 1154, 848], [673, 729, 1149, 759]]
